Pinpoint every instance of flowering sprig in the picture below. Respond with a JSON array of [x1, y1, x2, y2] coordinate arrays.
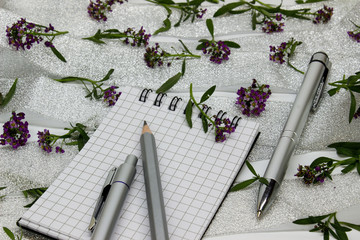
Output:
[[347, 20, 360, 43], [269, 38, 304, 74], [295, 142, 360, 185], [83, 27, 151, 47], [293, 212, 360, 240], [262, 14, 285, 34], [0, 112, 30, 149], [236, 79, 271, 117], [52, 69, 121, 106], [6, 18, 68, 62], [214, 1, 333, 31], [328, 71, 360, 123], [185, 84, 236, 142], [196, 19, 240, 64], [37, 123, 90, 154], [146, 0, 213, 35], [144, 40, 200, 68], [87, 0, 127, 22], [231, 160, 268, 191], [0, 79, 17, 108]]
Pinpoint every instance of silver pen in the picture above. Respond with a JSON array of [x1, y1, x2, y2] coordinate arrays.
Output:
[[140, 121, 169, 240], [89, 154, 138, 240], [257, 52, 331, 218]]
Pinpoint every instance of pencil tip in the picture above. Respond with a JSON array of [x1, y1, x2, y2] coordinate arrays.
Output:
[[143, 121, 147, 126]]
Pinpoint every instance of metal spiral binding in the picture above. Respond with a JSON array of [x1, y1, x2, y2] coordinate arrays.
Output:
[[153, 92, 167, 107], [139, 89, 152, 102], [168, 97, 182, 111]]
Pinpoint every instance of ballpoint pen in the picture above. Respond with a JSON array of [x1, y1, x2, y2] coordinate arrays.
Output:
[[89, 154, 138, 240], [257, 52, 331, 218], [141, 121, 169, 240]]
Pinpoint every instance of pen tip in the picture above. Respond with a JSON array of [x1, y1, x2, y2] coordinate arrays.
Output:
[[257, 210, 262, 219]]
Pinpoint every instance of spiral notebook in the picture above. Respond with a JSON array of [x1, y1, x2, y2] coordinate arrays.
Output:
[[19, 86, 260, 240]]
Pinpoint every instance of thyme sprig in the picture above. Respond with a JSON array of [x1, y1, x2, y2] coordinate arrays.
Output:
[[293, 212, 360, 240], [231, 160, 268, 191]]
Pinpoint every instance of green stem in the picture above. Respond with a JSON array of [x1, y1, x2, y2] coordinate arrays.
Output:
[[29, 31, 69, 37], [189, 83, 215, 126], [165, 53, 201, 59]]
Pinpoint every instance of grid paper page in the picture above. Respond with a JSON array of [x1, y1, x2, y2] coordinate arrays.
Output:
[[19, 86, 259, 240]]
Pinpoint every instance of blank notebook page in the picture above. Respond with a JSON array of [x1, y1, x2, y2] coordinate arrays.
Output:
[[19, 86, 260, 240]]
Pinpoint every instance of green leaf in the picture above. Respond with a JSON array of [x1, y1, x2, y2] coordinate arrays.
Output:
[[328, 142, 360, 150], [357, 162, 360, 175], [50, 46, 67, 63], [100, 69, 114, 82], [206, 19, 214, 38], [223, 41, 240, 49], [245, 160, 257, 176], [213, 2, 245, 17], [310, 157, 334, 169], [293, 214, 332, 225], [154, 18, 172, 35], [156, 72, 182, 93], [200, 85, 216, 103], [341, 162, 356, 174], [327, 88, 339, 97], [230, 178, 258, 192], [82, 36, 106, 44], [259, 177, 269, 185], [196, 42, 206, 51], [201, 114, 208, 133], [181, 59, 186, 76], [340, 222, 360, 231], [1, 78, 18, 107], [3, 227, 15, 240], [185, 100, 193, 128], [179, 39, 192, 55], [349, 91, 356, 123]]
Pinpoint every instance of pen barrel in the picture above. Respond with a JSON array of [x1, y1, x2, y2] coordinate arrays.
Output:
[[140, 132, 169, 240], [264, 52, 329, 183], [91, 155, 137, 240]]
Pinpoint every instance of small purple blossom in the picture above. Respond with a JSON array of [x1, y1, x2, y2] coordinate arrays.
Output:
[[213, 117, 236, 143], [103, 86, 121, 106], [196, 8, 207, 19], [313, 5, 333, 24], [123, 26, 151, 47], [201, 40, 231, 64], [236, 79, 271, 117], [295, 163, 330, 185], [353, 106, 360, 119], [0, 112, 30, 149], [87, 0, 127, 22], [262, 14, 285, 34], [37, 129, 53, 153], [347, 21, 360, 43]]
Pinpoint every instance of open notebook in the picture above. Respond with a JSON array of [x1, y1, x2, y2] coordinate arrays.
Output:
[[18, 86, 259, 240]]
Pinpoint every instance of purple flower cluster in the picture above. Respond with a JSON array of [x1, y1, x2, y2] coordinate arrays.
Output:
[[5, 18, 55, 50], [236, 79, 271, 117], [353, 106, 360, 119], [348, 30, 360, 43], [295, 164, 329, 185], [269, 42, 287, 64], [88, 0, 127, 21], [214, 117, 236, 143], [313, 5, 333, 24], [37, 129, 65, 153], [196, 8, 207, 19], [201, 40, 231, 64], [0, 112, 30, 149], [144, 43, 169, 68], [262, 14, 285, 34], [123, 27, 151, 47], [103, 86, 121, 106]]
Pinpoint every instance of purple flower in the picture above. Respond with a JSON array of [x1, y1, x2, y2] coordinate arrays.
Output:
[[196, 8, 207, 19], [236, 79, 271, 117], [313, 5, 333, 24], [37, 129, 65, 154], [348, 31, 360, 42], [123, 26, 151, 47], [202, 40, 231, 64], [0, 112, 31, 149], [295, 163, 330, 185], [214, 117, 236, 143], [353, 106, 360, 119], [103, 86, 121, 106], [262, 14, 285, 34], [87, 0, 127, 22], [144, 43, 165, 68]]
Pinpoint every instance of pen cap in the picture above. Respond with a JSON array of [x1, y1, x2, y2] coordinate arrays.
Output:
[[113, 154, 138, 184]]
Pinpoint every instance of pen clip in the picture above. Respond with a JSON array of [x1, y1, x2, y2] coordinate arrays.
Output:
[[88, 167, 117, 231]]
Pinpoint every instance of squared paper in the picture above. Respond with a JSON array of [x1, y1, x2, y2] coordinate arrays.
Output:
[[19, 86, 259, 240]]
